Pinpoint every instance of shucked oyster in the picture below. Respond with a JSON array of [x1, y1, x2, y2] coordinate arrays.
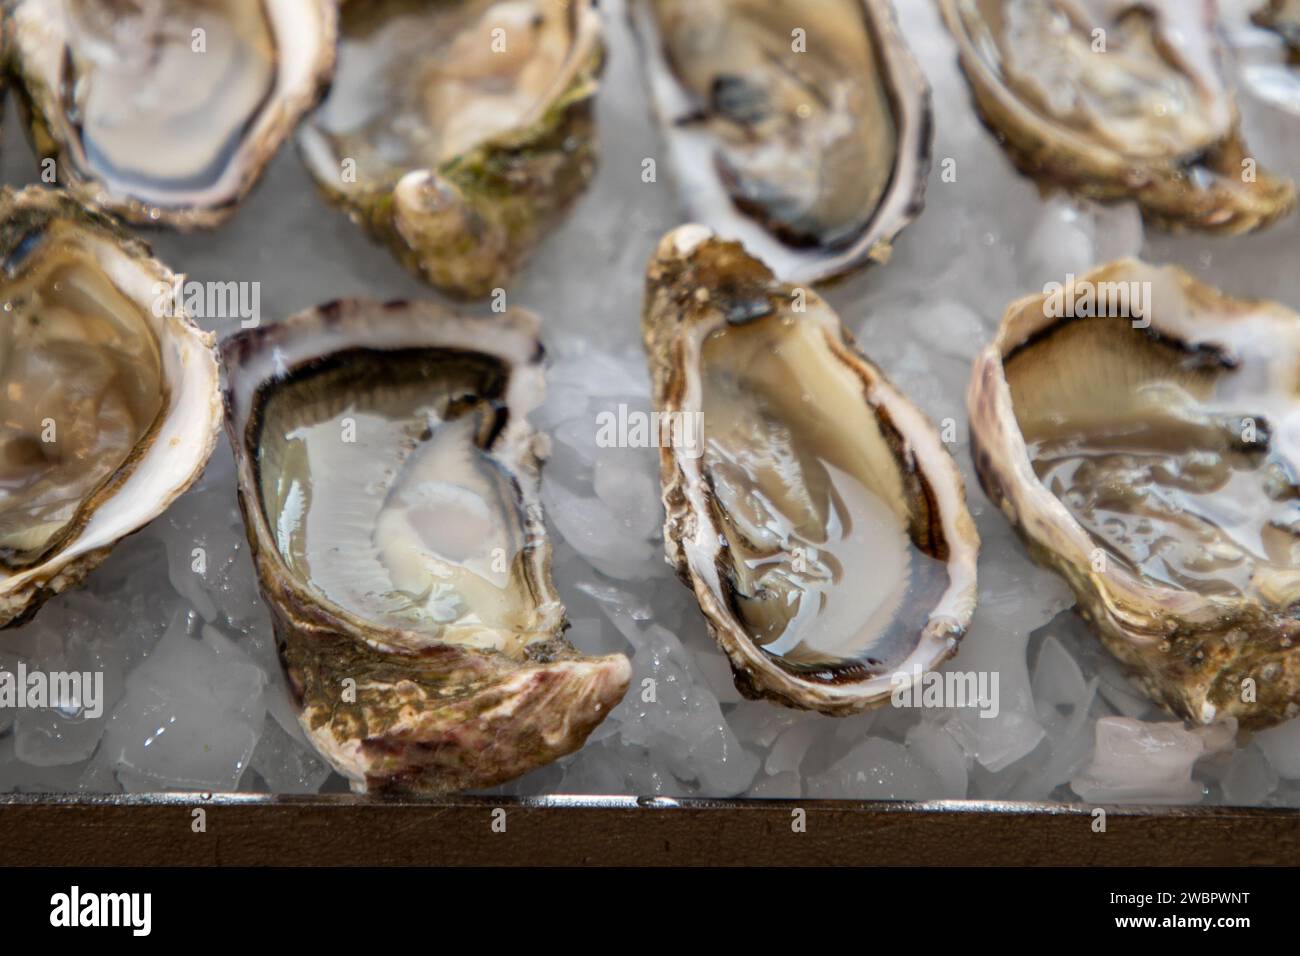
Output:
[[642, 226, 979, 715], [630, 0, 931, 284], [0, 186, 221, 626], [969, 259, 1300, 728], [939, 0, 1296, 234], [223, 300, 630, 792], [7, 0, 337, 229], [299, 0, 604, 299]]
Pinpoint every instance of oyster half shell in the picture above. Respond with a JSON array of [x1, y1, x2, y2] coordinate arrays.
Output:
[[299, 0, 604, 300], [630, 0, 931, 284], [969, 259, 1300, 728], [7, 0, 337, 229], [939, 0, 1296, 234], [642, 226, 979, 715], [0, 186, 221, 626], [222, 301, 630, 792]]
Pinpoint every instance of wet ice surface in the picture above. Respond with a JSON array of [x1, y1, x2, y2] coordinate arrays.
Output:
[[3, 0, 1300, 805]]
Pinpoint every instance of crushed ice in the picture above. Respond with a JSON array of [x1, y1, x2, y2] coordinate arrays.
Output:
[[3, 0, 1300, 806]]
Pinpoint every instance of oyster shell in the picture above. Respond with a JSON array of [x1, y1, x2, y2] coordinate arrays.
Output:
[[630, 0, 931, 284], [1255, 0, 1300, 62], [939, 0, 1296, 234], [299, 0, 604, 300], [0, 185, 221, 626], [968, 259, 1300, 728], [222, 300, 631, 792], [7, 0, 337, 229], [642, 225, 979, 715]]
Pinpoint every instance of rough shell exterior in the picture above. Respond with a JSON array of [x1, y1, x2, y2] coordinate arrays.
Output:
[[302, 0, 605, 300], [939, 0, 1296, 235]]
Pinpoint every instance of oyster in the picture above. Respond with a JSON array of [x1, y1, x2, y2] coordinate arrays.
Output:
[[7, 0, 337, 229], [1255, 0, 1300, 62], [299, 0, 604, 299], [630, 0, 931, 284], [939, 0, 1296, 234], [222, 300, 630, 792], [968, 259, 1300, 728], [0, 186, 221, 626], [642, 225, 979, 715]]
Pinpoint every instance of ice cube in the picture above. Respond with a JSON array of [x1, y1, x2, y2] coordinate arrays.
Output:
[[1071, 717, 1215, 804], [806, 738, 942, 801], [100, 613, 266, 791], [248, 715, 332, 794]]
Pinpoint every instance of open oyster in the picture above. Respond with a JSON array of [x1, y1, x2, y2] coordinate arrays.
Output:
[[223, 300, 630, 792], [1256, 0, 1300, 62], [7, 0, 337, 229], [299, 0, 604, 299], [630, 0, 931, 284], [939, 0, 1296, 234], [642, 226, 979, 715], [0, 186, 221, 626], [969, 259, 1300, 728]]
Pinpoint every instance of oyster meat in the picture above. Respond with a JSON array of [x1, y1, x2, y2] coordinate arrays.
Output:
[[939, 0, 1296, 234], [0, 185, 221, 626], [642, 225, 979, 715], [223, 300, 630, 792], [968, 259, 1300, 728], [299, 0, 604, 299], [7, 0, 337, 228], [630, 0, 931, 284]]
